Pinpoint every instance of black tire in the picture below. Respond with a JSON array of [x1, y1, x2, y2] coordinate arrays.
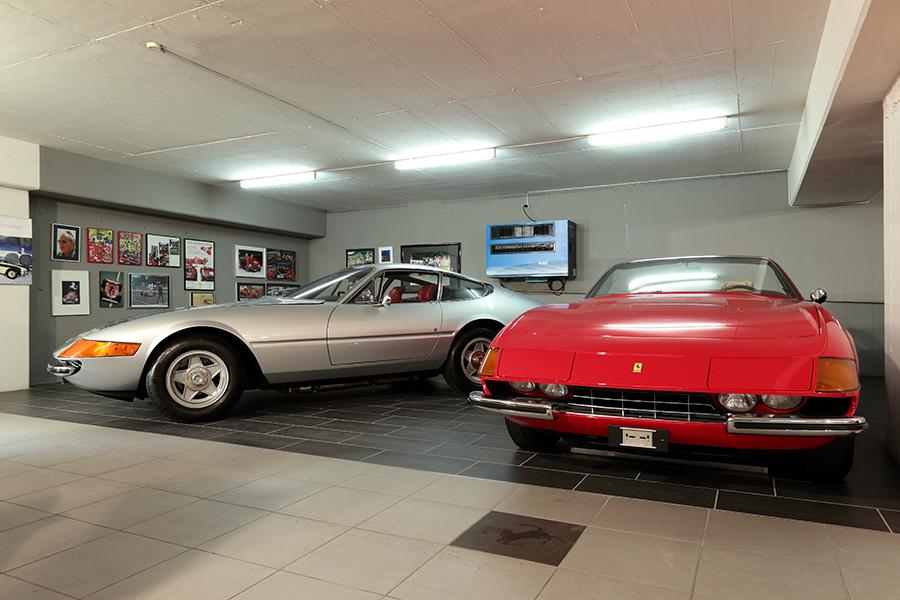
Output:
[[506, 418, 560, 453], [442, 326, 498, 395], [5, 268, 17, 279], [146, 336, 244, 422], [767, 436, 855, 482]]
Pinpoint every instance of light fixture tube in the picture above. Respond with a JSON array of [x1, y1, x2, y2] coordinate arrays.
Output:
[[588, 117, 728, 147], [239, 171, 316, 189], [394, 148, 496, 170]]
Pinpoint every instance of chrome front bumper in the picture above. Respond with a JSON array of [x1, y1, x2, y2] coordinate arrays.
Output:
[[467, 391, 868, 437], [47, 361, 81, 377]]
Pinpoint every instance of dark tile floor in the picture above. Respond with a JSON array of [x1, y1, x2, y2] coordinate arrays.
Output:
[[1, 376, 897, 533]]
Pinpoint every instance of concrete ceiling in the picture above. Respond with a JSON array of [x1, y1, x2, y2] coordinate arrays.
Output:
[[0, 0, 830, 211]]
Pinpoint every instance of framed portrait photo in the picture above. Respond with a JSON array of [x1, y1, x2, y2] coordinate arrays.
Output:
[[51, 223, 80, 262], [184, 239, 215, 290], [235, 245, 265, 279], [146, 234, 181, 268], [86, 227, 114, 264], [266, 248, 296, 281], [51, 270, 90, 316], [237, 282, 265, 301], [190, 291, 215, 307], [117, 231, 142, 266], [400, 242, 461, 273], [377, 246, 393, 264], [98, 270, 125, 308], [129, 273, 170, 308], [345, 248, 375, 267]]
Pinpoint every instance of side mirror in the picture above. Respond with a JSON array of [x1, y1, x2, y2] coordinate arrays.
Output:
[[809, 288, 827, 304], [380, 295, 392, 307]]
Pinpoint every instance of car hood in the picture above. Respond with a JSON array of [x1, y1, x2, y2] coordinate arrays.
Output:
[[493, 294, 826, 392]]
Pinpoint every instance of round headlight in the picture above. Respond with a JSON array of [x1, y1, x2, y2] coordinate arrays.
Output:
[[718, 393, 758, 413], [538, 383, 569, 398], [509, 381, 536, 393], [761, 395, 803, 410]]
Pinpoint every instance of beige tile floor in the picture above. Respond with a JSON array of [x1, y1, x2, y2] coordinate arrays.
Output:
[[0, 412, 898, 600]]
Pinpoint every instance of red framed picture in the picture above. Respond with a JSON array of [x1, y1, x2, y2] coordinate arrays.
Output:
[[117, 231, 142, 266], [86, 227, 114, 264]]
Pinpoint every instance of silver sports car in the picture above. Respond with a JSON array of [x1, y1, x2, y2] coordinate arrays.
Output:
[[48, 264, 541, 421]]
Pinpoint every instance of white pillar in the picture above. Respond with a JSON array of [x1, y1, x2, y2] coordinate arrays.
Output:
[[885, 78, 900, 461], [0, 136, 39, 392]]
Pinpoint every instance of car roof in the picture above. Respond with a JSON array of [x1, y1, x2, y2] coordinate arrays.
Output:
[[621, 255, 773, 264], [352, 263, 482, 281]]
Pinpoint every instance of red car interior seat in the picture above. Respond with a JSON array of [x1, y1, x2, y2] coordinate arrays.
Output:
[[388, 286, 405, 304], [418, 284, 438, 302]]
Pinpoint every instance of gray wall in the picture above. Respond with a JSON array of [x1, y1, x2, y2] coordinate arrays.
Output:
[[309, 171, 885, 375], [40, 148, 326, 239], [30, 195, 311, 385]]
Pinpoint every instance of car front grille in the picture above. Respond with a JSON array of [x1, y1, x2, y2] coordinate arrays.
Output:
[[562, 387, 725, 423]]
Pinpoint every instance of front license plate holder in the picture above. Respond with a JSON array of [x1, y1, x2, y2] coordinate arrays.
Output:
[[608, 426, 669, 452]]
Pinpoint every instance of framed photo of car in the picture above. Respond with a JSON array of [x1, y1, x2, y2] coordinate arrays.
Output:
[[129, 273, 169, 308], [378, 246, 393, 264], [184, 239, 215, 290], [0, 215, 33, 285], [237, 282, 265, 301], [51, 223, 80, 262], [400, 242, 461, 273], [117, 231, 142, 266], [266, 283, 301, 297], [51, 270, 90, 316], [266, 248, 296, 280], [86, 227, 114, 264], [190, 291, 215, 307], [346, 248, 374, 267], [235, 245, 265, 278], [99, 270, 125, 308], [146, 234, 181, 268]]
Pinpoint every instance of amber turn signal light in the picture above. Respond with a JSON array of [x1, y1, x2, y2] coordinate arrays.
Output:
[[478, 347, 501, 378], [815, 357, 859, 392], [58, 339, 141, 359]]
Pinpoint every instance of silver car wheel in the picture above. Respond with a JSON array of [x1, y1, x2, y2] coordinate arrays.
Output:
[[461, 336, 492, 384], [164, 350, 229, 409]]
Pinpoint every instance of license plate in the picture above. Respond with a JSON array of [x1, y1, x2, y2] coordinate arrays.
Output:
[[608, 426, 669, 452]]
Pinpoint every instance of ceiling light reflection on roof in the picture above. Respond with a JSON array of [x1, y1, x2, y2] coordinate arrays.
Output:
[[394, 148, 496, 170], [603, 321, 726, 332], [239, 171, 316, 189], [627, 271, 717, 292]]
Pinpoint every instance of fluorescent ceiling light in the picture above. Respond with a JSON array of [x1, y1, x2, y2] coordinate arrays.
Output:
[[240, 171, 316, 189], [394, 148, 496, 170], [588, 117, 728, 147]]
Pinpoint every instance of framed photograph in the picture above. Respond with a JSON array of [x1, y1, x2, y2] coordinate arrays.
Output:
[[98, 271, 125, 308], [266, 283, 301, 297], [237, 282, 265, 301], [86, 227, 114, 264], [400, 242, 461, 272], [235, 245, 265, 278], [129, 273, 170, 308], [184, 239, 215, 290], [190, 292, 215, 307], [0, 215, 33, 286], [51, 270, 90, 316], [378, 246, 393, 264], [146, 234, 181, 268], [51, 223, 80, 262], [346, 248, 375, 267], [117, 231, 142, 266], [266, 248, 296, 280]]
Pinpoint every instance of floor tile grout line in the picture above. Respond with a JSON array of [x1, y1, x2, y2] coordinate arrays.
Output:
[[876, 508, 893, 533], [2, 571, 82, 599], [713, 489, 719, 510]]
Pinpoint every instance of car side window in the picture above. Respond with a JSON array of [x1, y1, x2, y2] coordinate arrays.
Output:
[[350, 275, 384, 304], [441, 275, 487, 301], [380, 272, 440, 304]]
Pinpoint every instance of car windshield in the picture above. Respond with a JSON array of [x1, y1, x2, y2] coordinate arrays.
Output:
[[587, 257, 797, 298], [288, 267, 374, 301]]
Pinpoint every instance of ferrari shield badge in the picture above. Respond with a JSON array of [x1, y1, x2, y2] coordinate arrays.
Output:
[[632, 362, 643, 374]]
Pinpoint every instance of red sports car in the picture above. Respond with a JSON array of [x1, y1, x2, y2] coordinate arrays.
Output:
[[470, 256, 867, 480]]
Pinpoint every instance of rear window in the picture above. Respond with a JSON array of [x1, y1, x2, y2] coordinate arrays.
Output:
[[441, 275, 489, 301]]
